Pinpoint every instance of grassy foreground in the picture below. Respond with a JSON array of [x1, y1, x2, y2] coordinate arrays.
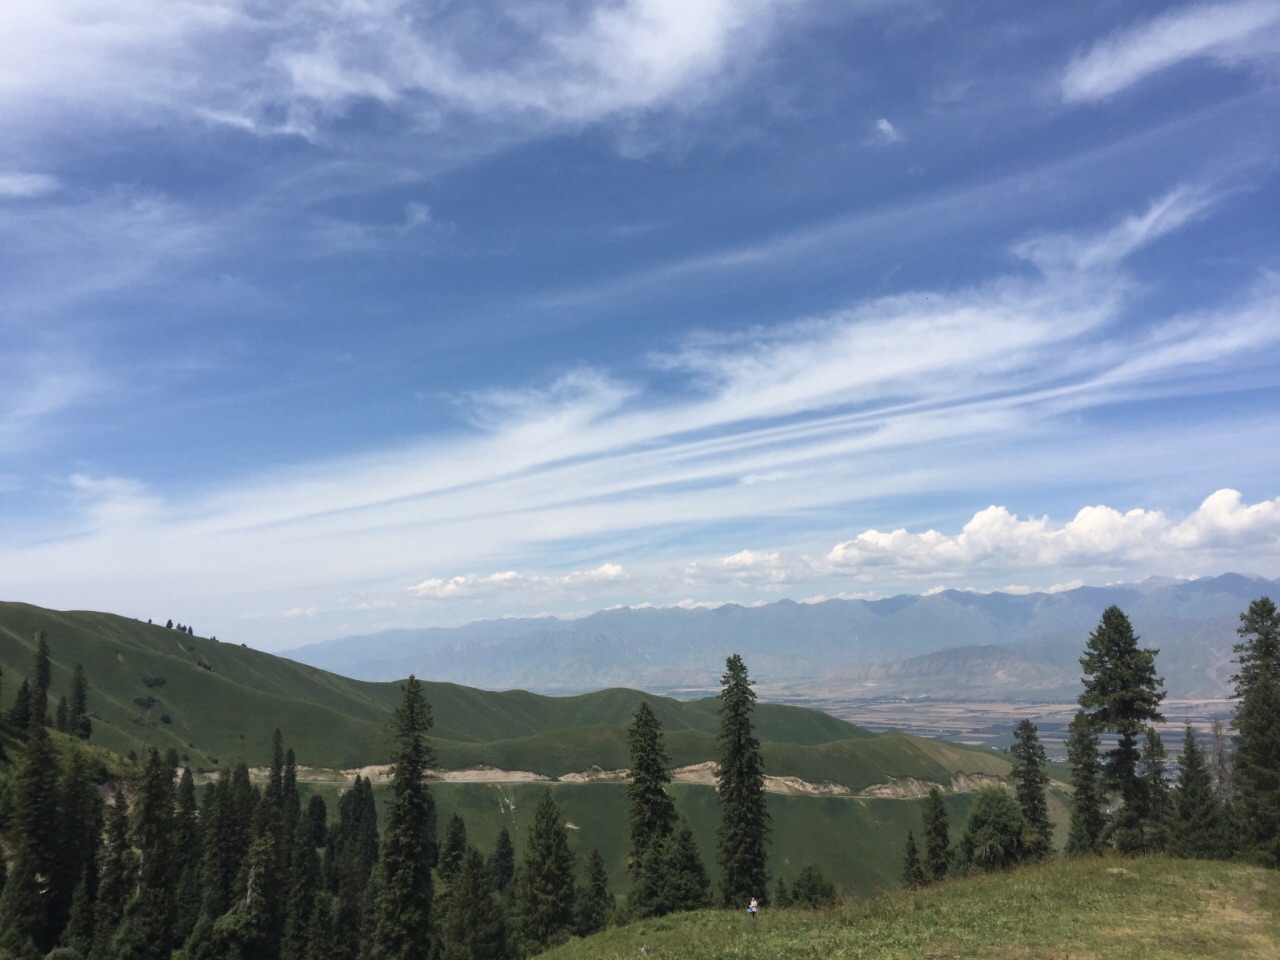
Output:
[[539, 856, 1280, 960]]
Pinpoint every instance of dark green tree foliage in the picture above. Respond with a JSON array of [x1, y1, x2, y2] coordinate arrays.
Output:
[[773, 878, 791, 908], [1009, 719, 1053, 861], [280, 817, 323, 960], [901, 830, 925, 890], [487, 827, 515, 894], [62, 869, 95, 956], [172, 769, 202, 947], [1233, 597, 1280, 867], [306, 794, 328, 848], [575, 849, 612, 937], [790, 863, 837, 909], [1078, 606, 1165, 834], [715, 654, 769, 907], [302, 893, 337, 960], [960, 786, 1028, 872], [30, 630, 52, 731], [921, 787, 951, 882], [1169, 724, 1232, 860], [631, 820, 710, 919], [1065, 711, 1106, 855], [325, 776, 377, 960], [0, 726, 63, 954], [111, 749, 176, 960], [204, 830, 278, 959], [283, 747, 301, 833], [437, 847, 509, 960], [9, 678, 31, 729], [90, 792, 135, 960], [56, 696, 69, 733], [197, 767, 256, 922], [513, 789, 577, 955], [440, 814, 468, 883], [626, 702, 677, 877], [366, 675, 437, 960], [57, 751, 104, 940], [1139, 728, 1170, 853], [71, 664, 92, 740]]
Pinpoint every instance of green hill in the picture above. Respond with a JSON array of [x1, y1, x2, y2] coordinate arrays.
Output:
[[538, 856, 1280, 959]]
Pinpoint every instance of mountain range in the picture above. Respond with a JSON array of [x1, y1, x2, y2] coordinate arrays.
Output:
[[285, 573, 1278, 699]]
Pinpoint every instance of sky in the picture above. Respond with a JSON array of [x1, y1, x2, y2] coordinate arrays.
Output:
[[2, 0, 1279, 651]]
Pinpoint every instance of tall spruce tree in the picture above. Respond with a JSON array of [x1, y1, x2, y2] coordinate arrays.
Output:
[[90, 792, 134, 960], [1139, 728, 1170, 853], [1232, 596, 1280, 866], [715, 653, 769, 907], [575, 849, 612, 937], [30, 630, 52, 731], [70, 664, 92, 740], [1168, 724, 1232, 860], [1079, 605, 1164, 851], [487, 827, 515, 895], [436, 847, 508, 960], [1065, 711, 1106, 855], [626, 702, 677, 878], [9, 677, 31, 729], [1009, 719, 1053, 861], [56, 750, 104, 941], [513, 789, 577, 955], [172, 768, 202, 948], [111, 748, 177, 960], [901, 830, 925, 890], [631, 819, 710, 919], [921, 787, 951, 882], [366, 675, 437, 960], [280, 817, 322, 960], [0, 726, 63, 955], [440, 814, 468, 883]]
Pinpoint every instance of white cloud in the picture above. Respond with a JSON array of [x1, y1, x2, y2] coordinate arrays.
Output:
[[0, 172, 59, 198], [868, 117, 903, 145], [828, 489, 1280, 578], [683, 549, 816, 587], [409, 563, 626, 600], [1062, 0, 1280, 103]]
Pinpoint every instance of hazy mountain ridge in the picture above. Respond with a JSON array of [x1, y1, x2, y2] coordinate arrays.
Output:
[[287, 574, 1278, 698]]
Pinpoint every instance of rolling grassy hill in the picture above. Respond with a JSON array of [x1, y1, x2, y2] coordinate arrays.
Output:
[[538, 856, 1280, 959]]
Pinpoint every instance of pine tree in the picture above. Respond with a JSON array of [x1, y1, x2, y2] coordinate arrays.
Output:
[[307, 794, 328, 848], [513, 789, 576, 955], [790, 863, 837, 909], [632, 819, 710, 919], [172, 768, 202, 947], [90, 792, 134, 960], [486, 827, 515, 894], [773, 878, 791, 907], [626, 702, 677, 877], [366, 675, 437, 960], [9, 678, 31, 729], [436, 847, 508, 960], [901, 830, 925, 890], [1168, 724, 1231, 860], [30, 630, 52, 731], [302, 893, 337, 960], [715, 653, 769, 907], [1139, 727, 1170, 853], [575, 849, 612, 937], [70, 664, 93, 740], [1009, 719, 1053, 861], [1065, 711, 1106, 855], [56, 696, 69, 733], [921, 787, 951, 882], [1232, 596, 1280, 867], [57, 750, 104, 941], [111, 748, 177, 960], [440, 814, 468, 882], [280, 817, 323, 960], [1079, 606, 1164, 850], [61, 868, 95, 956], [0, 726, 64, 954], [959, 786, 1028, 872]]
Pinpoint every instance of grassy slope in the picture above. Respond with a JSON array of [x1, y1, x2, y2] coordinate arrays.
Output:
[[540, 856, 1280, 960]]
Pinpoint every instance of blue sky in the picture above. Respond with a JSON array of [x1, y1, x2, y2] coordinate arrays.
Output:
[[2, 0, 1279, 650]]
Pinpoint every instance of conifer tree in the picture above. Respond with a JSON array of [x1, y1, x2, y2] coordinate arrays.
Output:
[[1139, 727, 1170, 853], [111, 748, 176, 960], [57, 750, 104, 940], [61, 868, 95, 956], [90, 792, 134, 960], [513, 789, 577, 955], [959, 786, 1028, 872], [1079, 606, 1164, 851], [280, 817, 323, 960], [70, 664, 92, 740], [306, 794, 328, 848], [790, 863, 836, 909], [30, 630, 52, 731], [1168, 724, 1231, 860], [437, 847, 508, 960], [0, 726, 63, 954], [715, 653, 769, 907], [440, 814, 468, 883], [302, 893, 337, 960], [921, 787, 951, 882], [172, 768, 202, 947], [773, 878, 791, 907], [575, 849, 612, 937], [901, 830, 925, 890], [1065, 711, 1106, 855], [626, 701, 677, 878], [631, 820, 710, 919], [1232, 597, 1280, 866], [1009, 719, 1053, 861], [366, 675, 437, 960], [487, 827, 515, 895], [1233, 597, 1280, 699], [56, 696, 69, 733], [9, 678, 31, 729]]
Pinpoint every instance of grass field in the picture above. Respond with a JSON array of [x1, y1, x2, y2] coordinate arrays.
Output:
[[539, 855, 1280, 959]]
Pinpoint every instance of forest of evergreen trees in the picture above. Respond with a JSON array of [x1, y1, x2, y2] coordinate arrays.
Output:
[[1, 598, 1277, 960], [900, 599, 1280, 887]]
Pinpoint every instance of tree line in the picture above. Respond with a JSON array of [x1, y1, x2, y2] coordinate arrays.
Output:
[[901, 597, 1280, 886], [0, 650, 781, 959]]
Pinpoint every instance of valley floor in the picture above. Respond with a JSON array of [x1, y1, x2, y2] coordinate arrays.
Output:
[[538, 856, 1280, 960]]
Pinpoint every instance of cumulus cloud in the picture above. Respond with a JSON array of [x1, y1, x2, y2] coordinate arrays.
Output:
[[1062, 0, 1280, 103], [828, 489, 1280, 577], [409, 563, 626, 600], [683, 549, 817, 587], [867, 117, 903, 145]]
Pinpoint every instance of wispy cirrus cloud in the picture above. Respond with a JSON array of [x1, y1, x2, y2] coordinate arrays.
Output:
[[1062, 0, 1280, 103], [0, 172, 59, 198]]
